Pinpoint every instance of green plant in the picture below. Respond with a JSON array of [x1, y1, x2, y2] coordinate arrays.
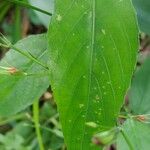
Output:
[[0, 0, 150, 150]]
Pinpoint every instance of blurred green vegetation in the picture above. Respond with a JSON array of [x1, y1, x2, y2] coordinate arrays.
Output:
[[0, 1, 65, 149]]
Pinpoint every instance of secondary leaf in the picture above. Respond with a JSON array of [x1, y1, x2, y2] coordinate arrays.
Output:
[[0, 34, 49, 116], [117, 119, 150, 150], [133, 0, 150, 35], [129, 56, 150, 114], [48, 0, 138, 149]]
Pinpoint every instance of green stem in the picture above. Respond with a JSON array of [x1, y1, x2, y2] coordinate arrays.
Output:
[[0, 34, 48, 70], [0, 113, 25, 126], [10, 45, 49, 70], [23, 123, 63, 138], [0, 39, 48, 70], [5, 0, 52, 16], [33, 100, 45, 150], [120, 129, 134, 150]]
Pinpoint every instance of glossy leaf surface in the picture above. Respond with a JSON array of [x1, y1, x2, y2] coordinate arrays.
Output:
[[48, 0, 138, 149]]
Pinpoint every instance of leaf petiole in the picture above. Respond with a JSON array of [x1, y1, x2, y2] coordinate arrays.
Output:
[[33, 100, 45, 150]]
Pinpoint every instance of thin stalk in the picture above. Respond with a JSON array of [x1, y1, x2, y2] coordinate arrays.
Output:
[[0, 34, 49, 70], [0, 113, 25, 126], [33, 100, 45, 150], [6, 0, 52, 16], [10, 45, 49, 70], [23, 123, 64, 138], [0, 43, 9, 48], [120, 129, 134, 150]]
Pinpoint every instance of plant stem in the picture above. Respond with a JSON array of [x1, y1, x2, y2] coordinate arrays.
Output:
[[5, 0, 52, 16], [120, 129, 134, 150], [10, 45, 49, 70], [33, 100, 45, 150], [0, 34, 49, 70], [0, 113, 25, 126], [23, 123, 64, 138]]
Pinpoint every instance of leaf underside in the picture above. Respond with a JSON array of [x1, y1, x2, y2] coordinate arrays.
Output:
[[48, 0, 138, 149]]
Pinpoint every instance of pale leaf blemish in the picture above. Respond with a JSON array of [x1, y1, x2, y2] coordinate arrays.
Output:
[[101, 29, 106, 35], [94, 87, 97, 90], [102, 86, 105, 89], [56, 14, 62, 21], [107, 81, 111, 84], [102, 71, 105, 74], [104, 92, 107, 95], [79, 104, 84, 108], [95, 95, 100, 100], [83, 75, 86, 79], [85, 122, 99, 128]]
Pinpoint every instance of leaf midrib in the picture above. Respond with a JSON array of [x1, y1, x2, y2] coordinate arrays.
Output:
[[80, 1, 96, 149]]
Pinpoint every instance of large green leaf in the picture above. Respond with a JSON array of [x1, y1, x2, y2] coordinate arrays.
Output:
[[132, 0, 150, 35], [0, 34, 49, 116], [117, 119, 150, 150], [48, 1, 138, 149], [129, 57, 150, 115]]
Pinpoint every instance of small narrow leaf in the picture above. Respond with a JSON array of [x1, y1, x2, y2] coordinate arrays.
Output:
[[0, 34, 49, 116], [48, 0, 138, 149]]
